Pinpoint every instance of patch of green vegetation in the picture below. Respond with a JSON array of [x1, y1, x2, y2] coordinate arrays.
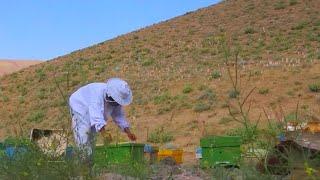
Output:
[[274, 1, 286, 10], [309, 82, 320, 92], [289, 0, 298, 5], [219, 116, 233, 124], [37, 88, 47, 100], [182, 84, 193, 94], [244, 27, 255, 34], [210, 70, 222, 79], [197, 89, 216, 101], [147, 127, 173, 143], [18, 86, 28, 96], [291, 21, 309, 30], [286, 90, 295, 97], [285, 113, 298, 122], [97, 162, 150, 179], [258, 87, 269, 95], [153, 92, 171, 104], [307, 32, 320, 42], [35, 68, 46, 82], [271, 34, 292, 51], [193, 102, 210, 112], [0, 137, 93, 179], [0, 95, 9, 102], [26, 110, 45, 123], [18, 95, 25, 104], [226, 125, 259, 144], [229, 90, 240, 99], [141, 58, 155, 66]]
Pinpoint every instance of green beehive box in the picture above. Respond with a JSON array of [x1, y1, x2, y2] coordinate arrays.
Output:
[[200, 136, 242, 168], [94, 142, 145, 167]]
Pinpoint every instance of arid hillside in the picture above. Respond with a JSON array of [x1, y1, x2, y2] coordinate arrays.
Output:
[[0, 0, 319, 152], [0, 60, 41, 76]]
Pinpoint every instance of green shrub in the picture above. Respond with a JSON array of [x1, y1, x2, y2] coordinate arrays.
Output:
[[211, 70, 222, 79], [244, 27, 255, 34], [182, 84, 193, 94], [147, 127, 173, 143], [193, 102, 210, 112], [309, 83, 320, 92], [229, 90, 240, 98], [258, 88, 269, 95], [197, 89, 216, 101]]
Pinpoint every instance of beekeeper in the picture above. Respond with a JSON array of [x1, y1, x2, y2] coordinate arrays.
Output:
[[69, 77, 136, 162]]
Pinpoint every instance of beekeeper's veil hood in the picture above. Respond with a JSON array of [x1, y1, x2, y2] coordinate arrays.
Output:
[[105, 78, 132, 106]]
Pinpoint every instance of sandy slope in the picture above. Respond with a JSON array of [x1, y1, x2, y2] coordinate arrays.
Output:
[[0, 59, 41, 76]]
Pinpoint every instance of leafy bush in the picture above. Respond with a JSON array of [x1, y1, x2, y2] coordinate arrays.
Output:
[[147, 127, 173, 143], [182, 84, 193, 94], [309, 82, 320, 92]]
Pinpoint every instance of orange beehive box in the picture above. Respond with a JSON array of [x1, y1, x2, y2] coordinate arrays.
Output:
[[157, 149, 183, 164]]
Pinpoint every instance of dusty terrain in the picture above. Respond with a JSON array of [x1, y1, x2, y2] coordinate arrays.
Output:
[[0, 60, 41, 76]]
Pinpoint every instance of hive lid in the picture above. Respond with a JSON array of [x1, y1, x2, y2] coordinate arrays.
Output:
[[200, 136, 242, 147], [97, 142, 145, 148]]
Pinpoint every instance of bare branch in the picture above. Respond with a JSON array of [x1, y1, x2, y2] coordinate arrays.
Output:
[[241, 87, 256, 107]]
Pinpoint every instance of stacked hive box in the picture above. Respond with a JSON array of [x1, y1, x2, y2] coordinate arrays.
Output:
[[94, 143, 145, 167], [200, 136, 242, 168]]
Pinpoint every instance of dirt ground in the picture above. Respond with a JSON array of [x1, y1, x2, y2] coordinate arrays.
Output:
[[0, 60, 41, 76]]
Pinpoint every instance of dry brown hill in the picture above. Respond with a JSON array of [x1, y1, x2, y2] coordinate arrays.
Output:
[[0, 0, 320, 153], [0, 60, 41, 77]]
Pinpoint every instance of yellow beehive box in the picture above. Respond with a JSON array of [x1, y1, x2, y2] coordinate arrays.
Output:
[[157, 149, 183, 164]]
